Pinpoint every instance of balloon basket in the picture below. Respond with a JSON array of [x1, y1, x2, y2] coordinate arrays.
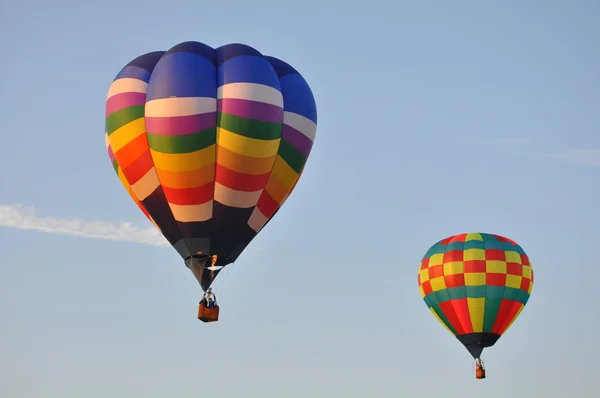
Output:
[[198, 302, 219, 323]]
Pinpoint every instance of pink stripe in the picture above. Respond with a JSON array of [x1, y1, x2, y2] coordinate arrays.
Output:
[[145, 113, 217, 136], [106, 92, 146, 116], [107, 145, 115, 162], [218, 98, 282, 123]]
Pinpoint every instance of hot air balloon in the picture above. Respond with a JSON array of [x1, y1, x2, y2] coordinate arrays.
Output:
[[417, 232, 534, 379], [104, 41, 317, 322]]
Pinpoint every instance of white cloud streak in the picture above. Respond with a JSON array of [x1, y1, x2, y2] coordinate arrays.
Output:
[[544, 148, 600, 167], [0, 204, 169, 246]]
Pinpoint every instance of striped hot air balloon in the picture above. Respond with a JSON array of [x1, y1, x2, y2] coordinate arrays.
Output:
[[417, 232, 534, 378], [104, 41, 317, 314]]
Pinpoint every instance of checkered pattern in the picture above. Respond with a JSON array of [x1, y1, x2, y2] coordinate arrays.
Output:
[[417, 233, 534, 338]]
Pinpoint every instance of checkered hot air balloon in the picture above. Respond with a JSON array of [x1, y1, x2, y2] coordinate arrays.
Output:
[[104, 41, 317, 322], [417, 232, 534, 379]]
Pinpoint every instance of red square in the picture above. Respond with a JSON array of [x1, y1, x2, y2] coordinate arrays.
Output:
[[444, 250, 463, 262], [429, 264, 444, 279], [521, 254, 530, 266], [445, 274, 465, 288], [421, 280, 433, 295], [486, 273, 507, 286], [420, 257, 430, 270], [520, 278, 531, 292], [506, 262, 523, 276], [464, 260, 486, 273], [485, 249, 506, 261]]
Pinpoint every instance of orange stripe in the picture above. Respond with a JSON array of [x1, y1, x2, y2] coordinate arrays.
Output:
[[264, 175, 288, 204], [216, 146, 276, 175], [156, 164, 215, 189], [113, 133, 149, 169]]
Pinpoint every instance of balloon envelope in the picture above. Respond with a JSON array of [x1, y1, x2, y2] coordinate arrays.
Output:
[[105, 41, 317, 290], [417, 232, 534, 358]]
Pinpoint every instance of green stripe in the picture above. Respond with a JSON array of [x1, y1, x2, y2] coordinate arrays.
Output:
[[483, 298, 502, 332], [431, 304, 458, 336], [278, 140, 307, 174], [218, 113, 282, 140], [106, 106, 145, 135], [147, 129, 216, 154], [112, 158, 119, 174], [425, 286, 530, 306]]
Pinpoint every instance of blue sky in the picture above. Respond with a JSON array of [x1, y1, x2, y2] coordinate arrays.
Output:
[[1, 0, 598, 396]]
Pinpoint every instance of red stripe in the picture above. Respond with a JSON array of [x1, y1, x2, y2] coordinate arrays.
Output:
[[256, 192, 279, 218], [162, 182, 214, 205], [444, 250, 463, 262], [464, 260, 486, 273], [496, 301, 523, 335], [485, 249, 506, 261], [491, 299, 515, 334], [122, 150, 154, 185], [506, 262, 523, 275], [451, 298, 473, 333], [444, 274, 465, 288], [215, 164, 270, 192], [486, 273, 507, 286], [440, 301, 466, 335]]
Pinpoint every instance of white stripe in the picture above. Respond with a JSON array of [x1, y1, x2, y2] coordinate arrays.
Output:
[[247, 208, 269, 233], [106, 78, 148, 100], [214, 183, 262, 208], [284, 112, 317, 142], [104, 133, 110, 150], [131, 168, 160, 201], [169, 201, 213, 222], [145, 97, 217, 117], [218, 83, 283, 108]]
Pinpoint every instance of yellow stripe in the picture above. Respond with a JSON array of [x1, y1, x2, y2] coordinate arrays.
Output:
[[428, 253, 444, 266], [465, 232, 483, 241], [270, 155, 299, 190], [505, 250, 521, 263], [108, 118, 146, 153], [150, 145, 215, 172], [217, 128, 280, 158], [430, 308, 454, 335], [467, 297, 485, 333], [443, 261, 464, 275]]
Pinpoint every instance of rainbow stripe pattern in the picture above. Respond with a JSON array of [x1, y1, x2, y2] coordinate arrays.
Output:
[[417, 232, 534, 357], [105, 42, 317, 285]]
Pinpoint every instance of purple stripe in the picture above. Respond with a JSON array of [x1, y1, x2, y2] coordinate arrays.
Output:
[[145, 113, 217, 136], [106, 92, 146, 116], [218, 98, 282, 123], [282, 125, 313, 157]]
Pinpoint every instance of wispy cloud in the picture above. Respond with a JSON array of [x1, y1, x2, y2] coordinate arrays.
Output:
[[543, 148, 600, 167], [477, 137, 533, 147], [0, 204, 169, 246]]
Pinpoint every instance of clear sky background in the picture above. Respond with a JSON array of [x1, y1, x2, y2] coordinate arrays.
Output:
[[1, 1, 598, 397]]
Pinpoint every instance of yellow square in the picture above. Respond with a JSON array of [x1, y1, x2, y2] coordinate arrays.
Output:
[[430, 276, 447, 292], [465, 233, 483, 241], [505, 251, 521, 263], [443, 261, 464, 275], [419, 269, 430, 283], [486, 260, 507, 274], [463, 248, 485, 261], [505, 274, 522, 289], [429, 253, 444, 266], [527, 281, 534, 294], [419, 285, 426, 298], [522, 265, 532, 279], [464, 272, 486, 286]]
